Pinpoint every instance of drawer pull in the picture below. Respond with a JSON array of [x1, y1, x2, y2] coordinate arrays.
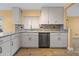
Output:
[[0, 40, 2, 42], [0, 47, 2, 53], [58, 37, 61, 40], [29, 37, 31, 40], [11, 41, 13, 46]]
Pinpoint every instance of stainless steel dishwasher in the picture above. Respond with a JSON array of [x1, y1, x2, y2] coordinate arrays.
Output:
[[39, 32, 50, 48]]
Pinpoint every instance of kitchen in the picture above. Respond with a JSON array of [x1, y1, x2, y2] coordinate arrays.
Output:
[[0, 3, 79, 56]]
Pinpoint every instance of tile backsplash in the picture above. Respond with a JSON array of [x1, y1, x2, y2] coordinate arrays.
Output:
[[40, 24, 64, 31], [15, 24, 24, 32]]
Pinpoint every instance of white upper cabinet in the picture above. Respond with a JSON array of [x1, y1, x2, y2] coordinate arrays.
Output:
[[12, 7, 22, 24], [24, 17, 32, 29], [31, 17, 39, 29], [40, 7, 64, 24], [0, 17, 3, 30], [67, 4, 79, 16], [40, 7, 49, 24], [23, 16, 39, 29], [49, 7, 64, 24]]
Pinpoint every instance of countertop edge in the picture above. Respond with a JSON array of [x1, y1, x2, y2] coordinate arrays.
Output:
[[0, 31, 68, 38]]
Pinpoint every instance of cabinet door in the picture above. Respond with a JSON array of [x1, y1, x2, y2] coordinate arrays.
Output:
[[21, 33, 38, 48], [21, 33, 31, 47], [60, 36, 67, 47], [49, 7, 64, 24], [40, 8, 49, 24], [21, 34, 30, 47], [30, 34, 38, 48], [15, 34, 20, 50], [23, 16, 39, 29], [0, 41, 11, 56], [11, 39, 17, 55], [11, 34, 20, 55], [31, 17, 39, 29], [0, 45, 3, 56], [12, 7, 21, 24], [50, 36, 67, 48], [50, 36, 60, 47], [16, 33, 20, 49], [49, 8, 56, 24], [23, 17, 32, 29], [55, 8, 64, 24]]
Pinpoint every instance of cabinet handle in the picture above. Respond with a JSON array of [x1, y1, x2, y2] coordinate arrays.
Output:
[[29, 37, 31, 40], [58, 37, 61, 40], [0, 40, 2, 42], [0, 47, 2, 53], [12, 41, 13, 46]]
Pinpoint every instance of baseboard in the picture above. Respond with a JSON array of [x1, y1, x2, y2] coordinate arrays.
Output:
[[67, 47, 74, 51]]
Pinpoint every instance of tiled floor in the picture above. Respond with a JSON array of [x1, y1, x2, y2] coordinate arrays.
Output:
[[15, 48, 79, 56]]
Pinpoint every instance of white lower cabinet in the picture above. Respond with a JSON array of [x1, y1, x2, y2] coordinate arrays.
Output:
[[0, 33, 20, 56], [15, 34, 20, 50], [0, 36, 11, 56], [11, 34, 20, 55], [50, 33, 67, 48], [21, 33, 38, 48]]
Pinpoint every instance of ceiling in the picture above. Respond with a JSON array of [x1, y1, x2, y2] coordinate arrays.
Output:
[[0, 3, 65, 10]]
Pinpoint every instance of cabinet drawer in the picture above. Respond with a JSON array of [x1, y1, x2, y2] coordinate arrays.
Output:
[[28, 33, 38, 36], [50, 33, 61, 36], [11, 34, 16, 39], [50, 33, 67, 36], [59, 33, 67, 36], [22, 33, 30, 36], [22, 33, 38, 36], [0, 36, 10, 44]]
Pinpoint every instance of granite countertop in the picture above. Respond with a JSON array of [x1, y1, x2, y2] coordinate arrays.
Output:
[[21, 29, 68, 33], [0, 29, 68, 38], [0, 32, 20, 38]]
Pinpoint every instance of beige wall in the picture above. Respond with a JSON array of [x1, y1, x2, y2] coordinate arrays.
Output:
[[0, 10, 40, 32], [0, 10, 15, 32], [68, 16, 79, 48], [22, 10, 40, 16]]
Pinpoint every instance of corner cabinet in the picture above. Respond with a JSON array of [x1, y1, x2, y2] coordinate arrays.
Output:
[[0, 36, 11, 56], [40, 7, 64, 24], [12, 7, 22, 24], [0, 33, 20, 56], [21, 32, 38, 48]]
